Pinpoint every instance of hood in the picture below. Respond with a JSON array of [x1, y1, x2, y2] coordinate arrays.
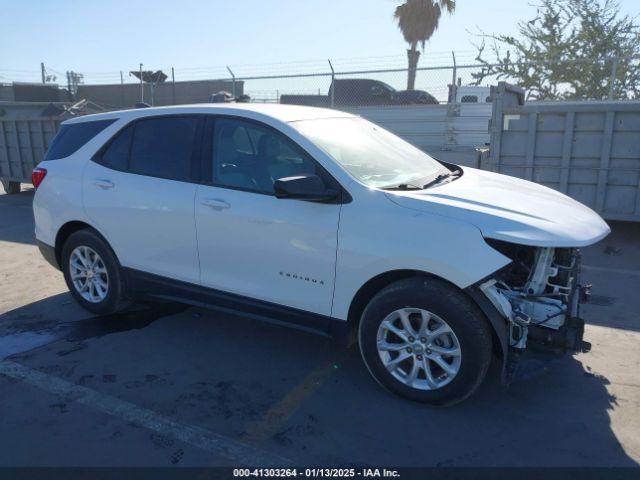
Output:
[[384, 167, 611, 247]]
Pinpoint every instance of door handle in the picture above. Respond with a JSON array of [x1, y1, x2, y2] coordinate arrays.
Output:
[[200, 198, 230, 211], [93, 179, 115, 190]]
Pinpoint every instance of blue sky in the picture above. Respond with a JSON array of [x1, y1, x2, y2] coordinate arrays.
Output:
[[1, 0, 639, 85]]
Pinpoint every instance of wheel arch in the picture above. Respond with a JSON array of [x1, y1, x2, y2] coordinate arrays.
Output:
[[343, 269, 505, 361], [54, 221, 118, 268], [344, 269, 439, 344]]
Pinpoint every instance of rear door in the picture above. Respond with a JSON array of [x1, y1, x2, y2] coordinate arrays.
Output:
[[83, 115, 203, 284]]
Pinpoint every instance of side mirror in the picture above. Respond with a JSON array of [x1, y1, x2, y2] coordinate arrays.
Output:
[[274, 175, 338, 202]]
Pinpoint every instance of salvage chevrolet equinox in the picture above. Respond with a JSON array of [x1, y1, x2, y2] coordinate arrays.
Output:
[[32, 104, 610, 406]]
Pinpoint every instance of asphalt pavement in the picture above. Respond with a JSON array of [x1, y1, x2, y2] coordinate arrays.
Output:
[[1, 188, 638, 468]]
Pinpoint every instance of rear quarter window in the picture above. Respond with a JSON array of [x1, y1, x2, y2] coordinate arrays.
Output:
[[44, 119, 116, 161]]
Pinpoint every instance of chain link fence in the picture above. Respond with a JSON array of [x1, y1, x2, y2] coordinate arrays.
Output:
[[222, 56, 639, 106], [1, 53, 638, 108]]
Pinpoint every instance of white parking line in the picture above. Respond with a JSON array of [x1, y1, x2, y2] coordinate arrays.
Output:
[[0, 360, 292, 466]]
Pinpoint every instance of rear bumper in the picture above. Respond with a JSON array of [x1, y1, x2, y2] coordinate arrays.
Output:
[[36, 239, 59, 270]]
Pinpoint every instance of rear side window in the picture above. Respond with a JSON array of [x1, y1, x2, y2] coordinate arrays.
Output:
[[100, 125, 133, 171], [44, 119, 116, 160], [96, 116, 201, 182], [130, 117, 199, 181]]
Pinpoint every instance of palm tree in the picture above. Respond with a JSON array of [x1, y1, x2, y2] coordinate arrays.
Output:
[[394, 0, 456, 90]]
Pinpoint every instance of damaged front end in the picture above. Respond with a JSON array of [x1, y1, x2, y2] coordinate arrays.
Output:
[[474, 240, 592, 383]]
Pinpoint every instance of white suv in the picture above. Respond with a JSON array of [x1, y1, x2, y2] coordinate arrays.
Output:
[[33, 104, 610, 406]]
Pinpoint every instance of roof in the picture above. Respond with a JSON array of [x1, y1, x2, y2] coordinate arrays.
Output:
[[62, 103, 356, 125]]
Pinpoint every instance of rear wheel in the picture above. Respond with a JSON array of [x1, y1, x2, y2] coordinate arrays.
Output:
[[61, 229, 130, 315], [1, 180, 20, 194], [358, 276, 492, 406]]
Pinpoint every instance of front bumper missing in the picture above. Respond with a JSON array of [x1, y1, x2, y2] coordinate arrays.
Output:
[[467, 246, 593, 385], [503, 315, 591, 384], [528, 315, 591, 354]]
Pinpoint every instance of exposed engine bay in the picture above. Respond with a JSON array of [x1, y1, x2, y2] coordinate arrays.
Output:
[[480, 240, 591, 354]]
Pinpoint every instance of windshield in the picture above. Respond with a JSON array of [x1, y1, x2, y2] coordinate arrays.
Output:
[[292, 117, 448, 188]]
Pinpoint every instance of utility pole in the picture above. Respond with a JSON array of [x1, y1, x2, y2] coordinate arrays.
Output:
[[40, 62, 45, 84], [171, 67, 176, 105], [450, 51, 457, 103], [120, 71, 125, 106], [139, 63, 144, 103], [226, 66, 236, 97], [64, 71, 84, 101], [328, 59, 335, 108], [66, 71, 72, 100]]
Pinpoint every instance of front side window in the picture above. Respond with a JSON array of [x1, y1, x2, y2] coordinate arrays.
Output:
[[292, 117, 448, 189], [45, 119, 116, 161], [212, 118, 319, 194]]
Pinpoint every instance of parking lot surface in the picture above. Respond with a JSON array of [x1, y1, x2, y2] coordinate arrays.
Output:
[[1, 188, 639, 467]]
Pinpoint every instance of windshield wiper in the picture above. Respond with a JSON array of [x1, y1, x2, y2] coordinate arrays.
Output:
[[383, 183, 423, 191], [383, 169, 462, 191], [422, 171, 461, 189]]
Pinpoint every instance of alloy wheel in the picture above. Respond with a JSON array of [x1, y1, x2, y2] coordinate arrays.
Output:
[[69, 246, 109, 303], [376, 307, 462, 390]]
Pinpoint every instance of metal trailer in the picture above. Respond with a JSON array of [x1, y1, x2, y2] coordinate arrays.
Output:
[[484, 82, 640, 221], [0, 102, 62, 194], [344, 102, 492, 168]]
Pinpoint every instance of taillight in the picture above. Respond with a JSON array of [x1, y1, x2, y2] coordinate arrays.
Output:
[[31, 167, 47, 189]]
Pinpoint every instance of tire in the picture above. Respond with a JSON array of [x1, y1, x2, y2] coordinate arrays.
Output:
[[2, 180, 20, 195], [358, 276, 492, 406], [61, 229, 130, 315]]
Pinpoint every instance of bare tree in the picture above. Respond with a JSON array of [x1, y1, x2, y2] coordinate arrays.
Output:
[[472, 0, 640, 100]]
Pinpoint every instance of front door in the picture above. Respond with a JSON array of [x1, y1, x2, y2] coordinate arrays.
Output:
[[195, 117, 341, 318]]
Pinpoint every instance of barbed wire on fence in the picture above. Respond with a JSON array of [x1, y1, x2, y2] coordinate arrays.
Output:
[[2, 51, 639, 105], [0, 50, 499, 84]]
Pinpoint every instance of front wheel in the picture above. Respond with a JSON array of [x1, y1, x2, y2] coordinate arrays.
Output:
[[358, 277, 492, 406], [61, 229, 130, 315]]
